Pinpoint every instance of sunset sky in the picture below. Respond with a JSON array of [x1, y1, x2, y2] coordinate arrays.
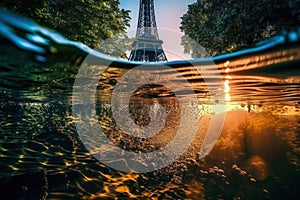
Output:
[[119, 0, 197, 60]]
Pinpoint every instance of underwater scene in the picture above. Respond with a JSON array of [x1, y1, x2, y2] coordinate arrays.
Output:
[[0, 8, 300, 199]]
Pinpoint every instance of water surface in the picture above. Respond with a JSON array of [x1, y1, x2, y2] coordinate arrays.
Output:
[[0, 9, 299, 199]]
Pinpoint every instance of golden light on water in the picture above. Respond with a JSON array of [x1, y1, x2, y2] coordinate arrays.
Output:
[[224, 61, 232, 102], [224, 61, 230, 67], [224, 80, 231, 102], [0, 7, 300, 199]]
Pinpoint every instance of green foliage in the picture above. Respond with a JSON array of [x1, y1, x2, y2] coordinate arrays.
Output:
[[96, 33, 135, 59], [181, 0, 300, 57], [0, 0, 131, 49]]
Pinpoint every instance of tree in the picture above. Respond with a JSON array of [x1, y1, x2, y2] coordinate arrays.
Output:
[[96, 32, 135, 59], [0, 0, 131, 49], [180, 0, 300, 57]]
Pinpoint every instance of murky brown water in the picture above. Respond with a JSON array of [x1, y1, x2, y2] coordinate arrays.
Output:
[[0, 8, 300, 199], [0, 102, 299, 199]]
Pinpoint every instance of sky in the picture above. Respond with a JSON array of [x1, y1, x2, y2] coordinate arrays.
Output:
[[119, 0, 197, 60]]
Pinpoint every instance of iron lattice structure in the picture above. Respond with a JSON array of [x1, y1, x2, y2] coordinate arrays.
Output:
[[129, 0, 167, 62]]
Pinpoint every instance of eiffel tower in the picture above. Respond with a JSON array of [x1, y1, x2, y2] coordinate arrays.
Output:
[[129, 0, 167, 62]]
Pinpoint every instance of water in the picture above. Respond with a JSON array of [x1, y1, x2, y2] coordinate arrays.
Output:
[[0, 9, 300, 199]]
